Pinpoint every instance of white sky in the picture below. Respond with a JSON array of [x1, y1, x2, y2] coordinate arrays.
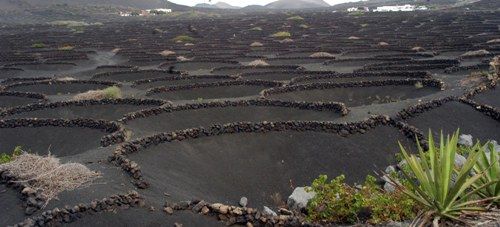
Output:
[[169, 0, 363, 7]]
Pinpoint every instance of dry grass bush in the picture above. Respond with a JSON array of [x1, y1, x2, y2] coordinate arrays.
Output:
[[310, 52, 335, 58], [348, 36, 360, 40], [461, 49, 490, 57], [177, 56, 192, 62], [0, 153, 100, 206], [250, 42, 264, 47], [490, 56, 500, 77], [460, 71, 490, 87], [55, 76, 76, 81], [411, 46, 426, 52], [73, 86, 122, 101], [378, 42, 389, 46], [248, 59, 269, 66], [486, 39, 500, 44], [159, 50, 176, 56], [278, 38, 294, 43]]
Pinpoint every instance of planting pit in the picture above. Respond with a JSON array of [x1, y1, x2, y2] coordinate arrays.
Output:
[[212, 65, 303, 75], [2, 99, 164, 121], [265, 81, 441, 107], [91, 70, 180, 82], [471, 87, 499, 109], [128, 124, 414, 208], [0, 119, 122, 157], [403, 101, 500, 142], [132, 76, 235, 90], [123, 101, 346, 138], [6, 81, 117, 95], [160, 60, 240, 71], [147, 81, 280, 101], [0, 92, 45, 109]]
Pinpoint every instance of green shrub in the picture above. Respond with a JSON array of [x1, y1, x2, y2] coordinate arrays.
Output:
[[306, 175, 417, 224], [172, 35, 195, 43], [287, 15, 304, 21], [0, 146, 23, 164], [391, 130, 498, 225], [472, 141, 500, 205], [271, 31, 291, 39], [32, 43, 46, 48], [103, 86, 122, 99]]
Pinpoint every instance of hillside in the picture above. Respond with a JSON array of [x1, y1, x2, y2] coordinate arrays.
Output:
[[266, 0, 330, 9]]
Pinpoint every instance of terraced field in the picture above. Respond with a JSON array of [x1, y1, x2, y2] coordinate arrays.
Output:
[[0, 9, 499, 226]]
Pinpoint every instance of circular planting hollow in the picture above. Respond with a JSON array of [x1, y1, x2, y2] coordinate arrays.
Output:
[[1, 99, 166, 121], [211, 65, 304, 75], [264, 79, 443, 107], [290, 71, 431, 85], [5, 80, 119, 95], [160, 60, 241, 71], [122, 100, 348, 138], [0, 119, 124, 157], [399, 98, 500, 142], [132, 75, 237, 90], [471, 87, 499, 109], [0, 92, 46, 109], [91, 70, 181, 82], [239, 71, 335, 82], [146, 80, 282, 101], [116, 119, 416, 208]]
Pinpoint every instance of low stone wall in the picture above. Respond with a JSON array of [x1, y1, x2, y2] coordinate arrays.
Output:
[[119, 99, 349, 123], [0, 91, 47, 100], [132, 75, 238, 87], [0, 98, 167, 118], [289, 71, 431, 84], [0, 171, 47, 216], [11, 191, 144, 227], [91, 69, 181, 80], [3, 80, 119, 91], [262, 79, 445, 97], [146, 80, 283, 96]]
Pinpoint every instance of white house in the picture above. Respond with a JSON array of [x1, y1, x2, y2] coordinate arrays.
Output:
[[373, 4, 416, 12], [347, 7, 369, 12], [146, 8, 173, 14]]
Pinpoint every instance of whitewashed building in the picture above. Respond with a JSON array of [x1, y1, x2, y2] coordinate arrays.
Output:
[[373, 5, 416, 12], [347, 7, 369, 12]]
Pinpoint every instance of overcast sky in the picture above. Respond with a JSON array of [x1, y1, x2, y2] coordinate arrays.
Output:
[[169, 0, 363, 7]]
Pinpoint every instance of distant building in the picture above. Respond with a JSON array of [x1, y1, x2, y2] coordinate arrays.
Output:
[[146, 8, 173, 15], [373, 4, 422, 12], [119, 12, 131, 17], [347, 7, 369, 12]]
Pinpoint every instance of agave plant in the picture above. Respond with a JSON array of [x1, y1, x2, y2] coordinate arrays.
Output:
[[471, 142, 500, 205], [390, 130, 499, 226]]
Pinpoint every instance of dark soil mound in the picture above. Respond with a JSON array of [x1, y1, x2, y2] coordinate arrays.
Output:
[[130, 126, 414, 208]]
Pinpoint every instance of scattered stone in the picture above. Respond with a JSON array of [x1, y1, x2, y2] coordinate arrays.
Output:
[[459, 134, 473, 147], [201, 206, 210, 215], [287, 187, 315, 211], [239, 197, 248, 207], [385, 165, 396, 174], [174, 222, 183, 227], [263, 206, 277, 216], [163, 206, 173, 215], [454, 154, 466, 168]]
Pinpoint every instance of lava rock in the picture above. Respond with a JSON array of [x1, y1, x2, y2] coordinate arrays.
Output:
[[262, 206, 277, 216], [459, 134, 473, 147], [239, 197, 248, 207]]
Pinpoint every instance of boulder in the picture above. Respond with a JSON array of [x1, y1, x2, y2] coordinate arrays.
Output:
[[287, 187, 315, 211], [459, 134, 473, 147], [262, 206, 277, 216], [239, 197, 248, 207]]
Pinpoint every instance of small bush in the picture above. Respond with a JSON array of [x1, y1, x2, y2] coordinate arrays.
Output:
[[348, 36, 360, 40], [271, 31, 291, 39], [73, 86, 122, 101], [414, 81, 423, 89], [159, 50, 176, 56], [299, 24, 309, 29], [287, 15, 304, 21], [310, 52, 335, 58], [0, 146, 23, 164], [250, 42, 264, 47], [248, 59, 269, 66], [58, 44, 74, 51], [173, 35, 195, 43], [306, 175, 417, 224], [461, 49, 490, 57], [32, 43, 46, 48]]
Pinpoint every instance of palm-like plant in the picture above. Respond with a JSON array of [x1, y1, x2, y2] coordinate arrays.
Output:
[[390, 130, 498, 226], [472, 142, 500, 205]]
